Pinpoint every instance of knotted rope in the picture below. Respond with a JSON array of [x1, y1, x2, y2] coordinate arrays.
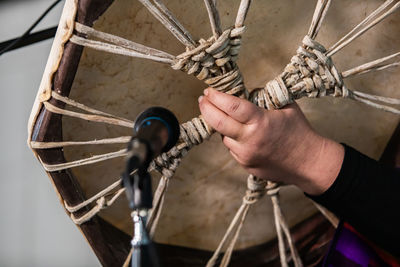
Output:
[[147, 144, 187, 236], [250, 35, 349, 110], [251, 34, 400, 114], [172, 27, 248, 98], [64, 179, 125, 225]]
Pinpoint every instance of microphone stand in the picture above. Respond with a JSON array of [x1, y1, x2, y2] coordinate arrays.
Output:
[[122, 107, 180, 267], [122, 138, 160, 267], [123, 138, 160, 267]]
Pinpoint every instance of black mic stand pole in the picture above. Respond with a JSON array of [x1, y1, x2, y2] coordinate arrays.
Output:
[[123, 138, 160, 267]]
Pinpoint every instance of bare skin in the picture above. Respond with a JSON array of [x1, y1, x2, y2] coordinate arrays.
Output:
[[198, 88, 345, 195]]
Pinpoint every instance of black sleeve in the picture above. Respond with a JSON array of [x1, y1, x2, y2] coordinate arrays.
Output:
[[306, 144, 400, 257]]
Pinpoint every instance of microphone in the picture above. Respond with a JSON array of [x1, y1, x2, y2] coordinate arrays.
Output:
[[130, 106, 180, 165], [124, 107, 179, 209], [123, 107, 180, 267]]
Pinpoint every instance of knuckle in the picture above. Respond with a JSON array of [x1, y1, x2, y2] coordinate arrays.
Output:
[[245, 123, 259, 138], [245, 123, 256, 135], [258, 114, 270, 129], [246, 108, 264, 126], [229, 101, 241, 114]]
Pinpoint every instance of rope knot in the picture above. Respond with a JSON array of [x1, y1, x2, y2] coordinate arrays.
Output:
[[150, 146, 187, 179], [249, 76, 293, 110], [179, 116, 212, 147], [243, 175, 267, 204], [96, 197, 107, 209], [266, 181, 280, 196], [172, 28, 248, 98]]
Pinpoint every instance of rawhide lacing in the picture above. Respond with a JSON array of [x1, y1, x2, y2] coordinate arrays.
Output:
[[250, 35, 349, 110], [207, 177, 302, 267], [206, 175, 268, 267], [172, 27, 248, 98]]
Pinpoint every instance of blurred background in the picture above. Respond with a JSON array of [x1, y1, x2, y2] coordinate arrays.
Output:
[[0, 0, 100, 266]]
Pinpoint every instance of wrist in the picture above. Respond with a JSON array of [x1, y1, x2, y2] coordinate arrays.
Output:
[[294, 135, 344, 195]]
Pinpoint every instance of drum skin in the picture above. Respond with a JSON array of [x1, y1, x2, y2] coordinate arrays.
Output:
[[29, 0, 400, 265]]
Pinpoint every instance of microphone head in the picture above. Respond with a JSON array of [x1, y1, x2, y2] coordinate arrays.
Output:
[[133, 107, 180, 153]]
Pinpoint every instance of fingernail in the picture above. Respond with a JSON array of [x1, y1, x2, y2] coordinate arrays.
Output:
[[203, 88, 209, 96], [198, 95, 203, 103]]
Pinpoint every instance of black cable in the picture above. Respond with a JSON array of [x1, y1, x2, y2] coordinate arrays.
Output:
[[0, 26, 58, 52], [0, 0, 63, 56]]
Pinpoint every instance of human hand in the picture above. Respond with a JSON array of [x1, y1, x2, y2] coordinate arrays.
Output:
[[198, 88, 344, 195]]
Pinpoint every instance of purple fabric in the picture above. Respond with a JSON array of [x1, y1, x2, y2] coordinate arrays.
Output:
[[322, 222, 390, 267]]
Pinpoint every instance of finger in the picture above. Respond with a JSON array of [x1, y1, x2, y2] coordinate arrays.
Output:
[[228, 148, 250, 168], [229, 149, 241, 163], [222, 138, 241, 161], [223, 136, 256, 167], [219, 132, 239, 153], [222, 136, 241, 152], [199, 96, 243, 139], [204, 88, 261, 124]]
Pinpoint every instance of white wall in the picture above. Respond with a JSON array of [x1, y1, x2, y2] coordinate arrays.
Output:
[[0, 1, 100, 266]]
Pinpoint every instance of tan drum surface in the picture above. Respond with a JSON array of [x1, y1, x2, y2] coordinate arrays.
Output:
[[61, 0, 400, 250]]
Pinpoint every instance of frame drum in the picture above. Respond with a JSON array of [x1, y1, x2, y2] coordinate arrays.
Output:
[[28, 0, 400, 265]]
